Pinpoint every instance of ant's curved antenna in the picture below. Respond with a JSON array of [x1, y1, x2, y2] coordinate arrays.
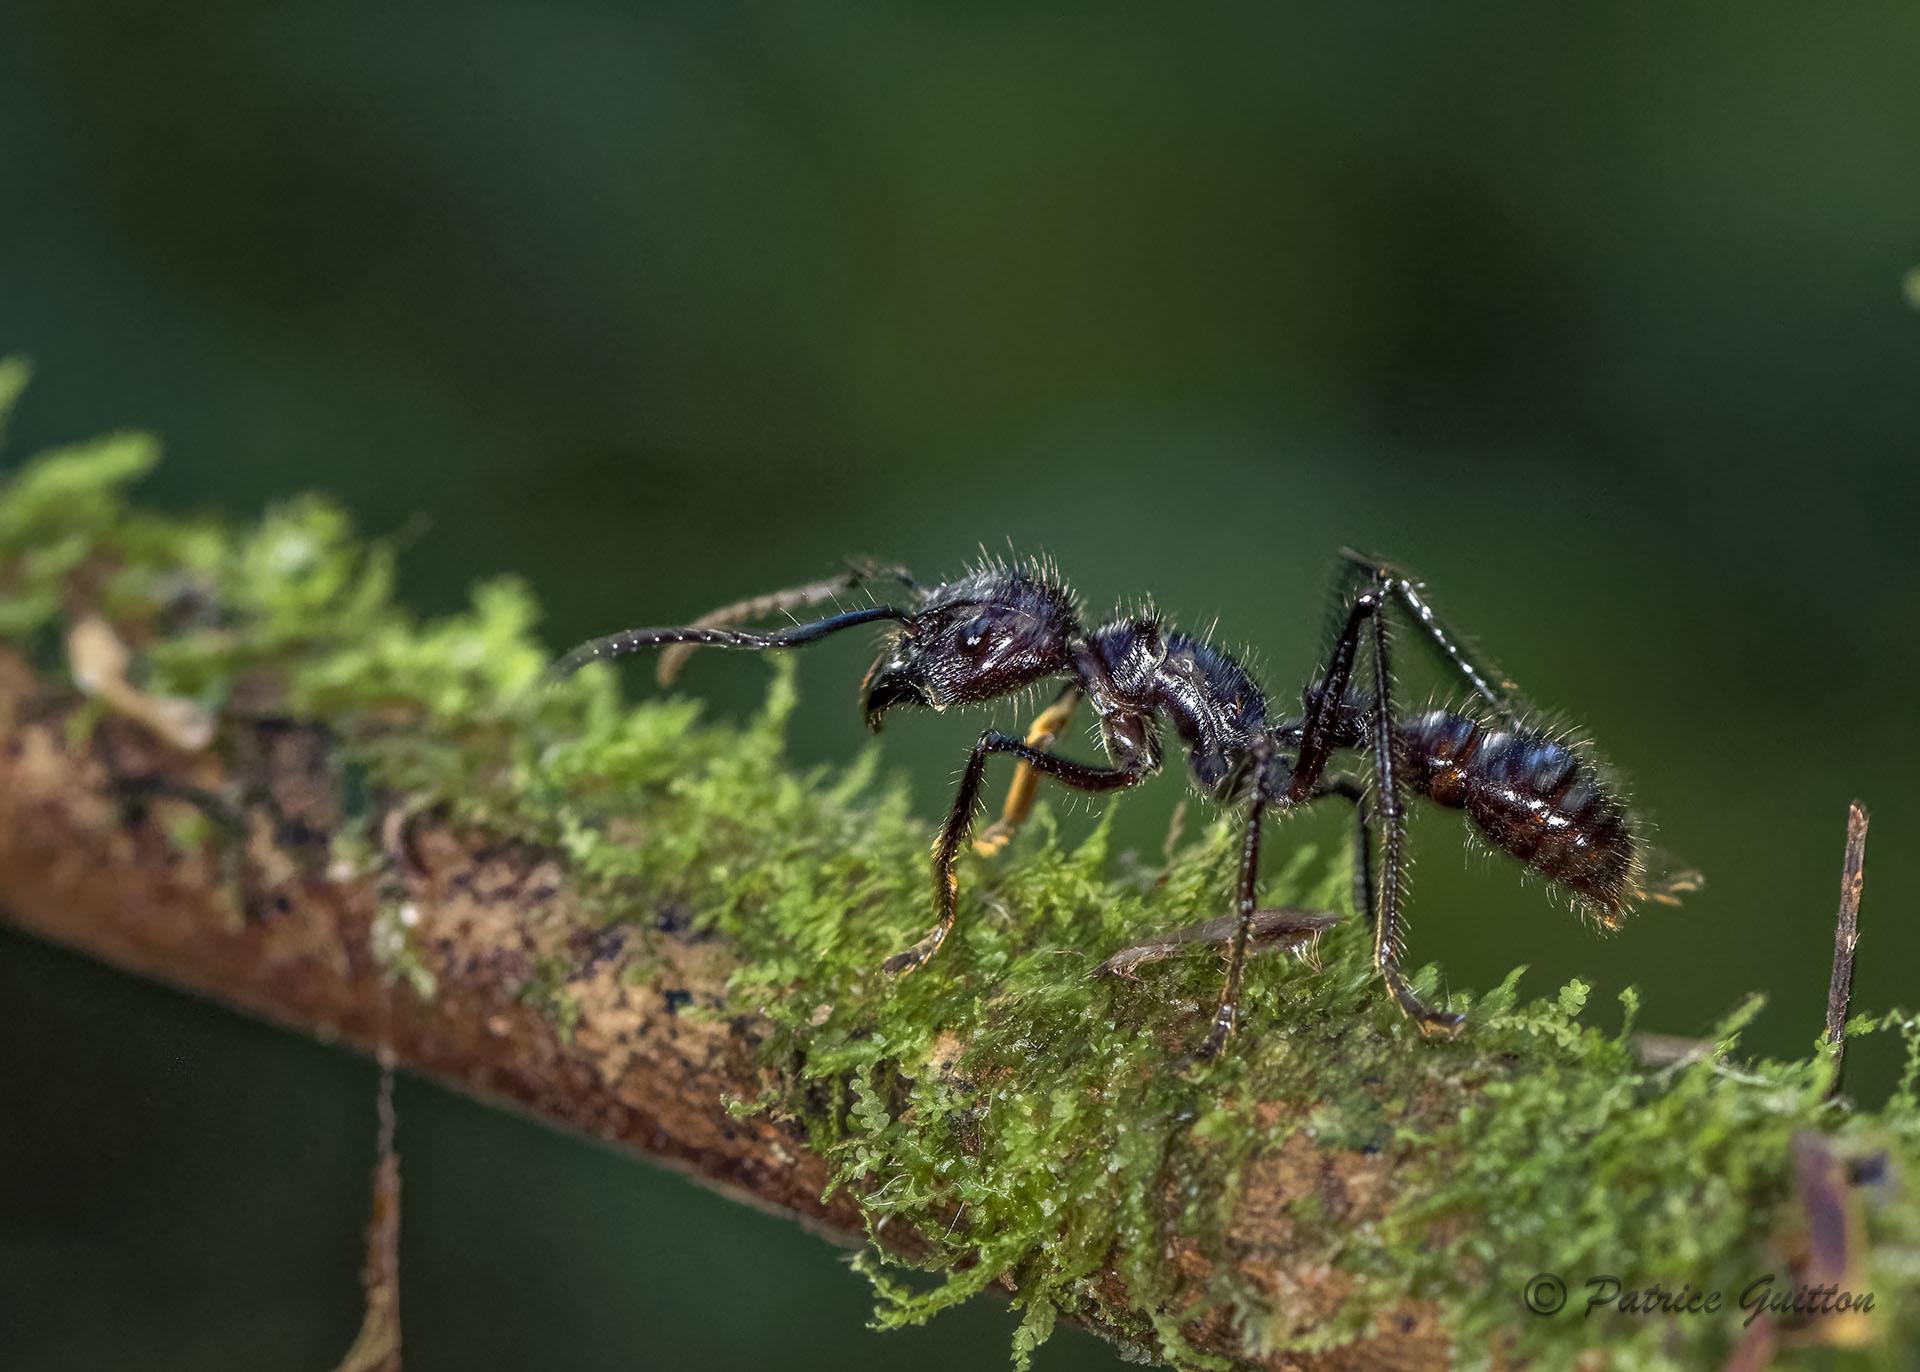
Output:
[[550, 605, 912, 682], [653, 562, 921, 686]]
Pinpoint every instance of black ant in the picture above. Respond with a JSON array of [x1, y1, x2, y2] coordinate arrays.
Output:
[[553, 551, 1699, 1057]]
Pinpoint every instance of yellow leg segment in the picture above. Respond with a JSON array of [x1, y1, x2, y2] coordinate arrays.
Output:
[[971, 687, 1082, 856]]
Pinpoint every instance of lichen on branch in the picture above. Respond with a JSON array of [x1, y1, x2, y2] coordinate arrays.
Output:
[[2, 365, 1918, 1372]]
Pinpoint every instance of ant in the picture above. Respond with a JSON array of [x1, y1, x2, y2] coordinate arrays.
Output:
[[553, 551, 1699, 1057]]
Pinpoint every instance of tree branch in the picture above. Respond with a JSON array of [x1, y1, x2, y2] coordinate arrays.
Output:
[[0, 648, 1440, 1366], [0, 647, 862, 1233]]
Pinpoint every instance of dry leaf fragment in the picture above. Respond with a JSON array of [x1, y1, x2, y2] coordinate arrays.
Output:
[[66, 614, 215, 750]]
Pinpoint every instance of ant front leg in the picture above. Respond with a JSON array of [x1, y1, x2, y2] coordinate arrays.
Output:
[[883, 727, 1144, 976], [973, 685, 1083, 856]]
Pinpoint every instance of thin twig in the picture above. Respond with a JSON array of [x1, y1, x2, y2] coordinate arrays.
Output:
[[1093, 907, 1339, 980], [334, 1052, 402, 1372], [1825, 800, 1869, 1098]]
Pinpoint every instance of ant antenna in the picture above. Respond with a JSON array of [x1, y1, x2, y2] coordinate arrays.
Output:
[[550, 606, 911, 681]]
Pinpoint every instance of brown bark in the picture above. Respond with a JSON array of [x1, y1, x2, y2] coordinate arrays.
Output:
[[0, 648, 1445, 1370]]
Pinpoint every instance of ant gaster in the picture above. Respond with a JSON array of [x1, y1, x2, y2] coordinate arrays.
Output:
[[554, 551, 1700, 1056]]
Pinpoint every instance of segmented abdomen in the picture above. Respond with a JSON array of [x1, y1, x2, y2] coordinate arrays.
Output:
[[1398, 711, 1637, 920]]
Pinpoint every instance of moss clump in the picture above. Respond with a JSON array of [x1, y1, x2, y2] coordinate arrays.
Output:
[[4, 374, 1918, 1370]]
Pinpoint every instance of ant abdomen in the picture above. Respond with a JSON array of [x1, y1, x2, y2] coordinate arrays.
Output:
[[1399, 710, 1637, 921]]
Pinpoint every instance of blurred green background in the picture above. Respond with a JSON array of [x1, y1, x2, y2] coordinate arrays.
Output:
[[3, 5, 1918, 1369]]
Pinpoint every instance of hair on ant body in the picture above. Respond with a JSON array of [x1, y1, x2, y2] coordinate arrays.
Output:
[[554, 551, 1699, 1056]]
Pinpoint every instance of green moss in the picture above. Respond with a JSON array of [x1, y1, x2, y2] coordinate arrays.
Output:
[[160, 805, 219, 858], [4, 389, 1918, 1371], [370, 894, 440, 1001]]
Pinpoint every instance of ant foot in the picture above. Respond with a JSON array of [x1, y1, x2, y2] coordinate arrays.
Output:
[[881, 927, 947, 976], [971, 822, 1015, 858], [1194, 1004, 1236, 1062], [1387, 974, 1466, 1038], [1414, 1008, 1467, 1038]]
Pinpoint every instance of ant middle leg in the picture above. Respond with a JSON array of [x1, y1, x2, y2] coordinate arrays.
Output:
[[1196, 776, 1373, 1057], [884, 728, 1144, 975], [972, 684, 1083, 856], [1309, 775, 1375, 930]]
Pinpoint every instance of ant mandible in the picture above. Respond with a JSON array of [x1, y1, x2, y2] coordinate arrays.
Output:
[[553, 551, 1699, 1057]]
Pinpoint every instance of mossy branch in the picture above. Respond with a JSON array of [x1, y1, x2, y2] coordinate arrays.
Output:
[[3, 380, 1919, 1371]]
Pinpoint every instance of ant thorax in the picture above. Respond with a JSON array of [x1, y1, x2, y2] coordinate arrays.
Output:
[[1086, 616, 1271, 795]]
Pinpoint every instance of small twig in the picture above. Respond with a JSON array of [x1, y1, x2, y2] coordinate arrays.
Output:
[[1825, 801, 1869, 1098], [334, 1052, 403, 1372], [1094, 907, 1339, 980], [1630, 1032, 1713, 1072]]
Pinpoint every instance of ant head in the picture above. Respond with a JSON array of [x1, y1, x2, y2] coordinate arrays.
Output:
[[861, 569, 1077, 731]]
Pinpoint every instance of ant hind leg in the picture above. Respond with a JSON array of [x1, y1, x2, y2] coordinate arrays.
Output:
[[1361, 603, 1465, 1036], [1286, 581, 1465, 1036], [1334, 548, 1525, 723]]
